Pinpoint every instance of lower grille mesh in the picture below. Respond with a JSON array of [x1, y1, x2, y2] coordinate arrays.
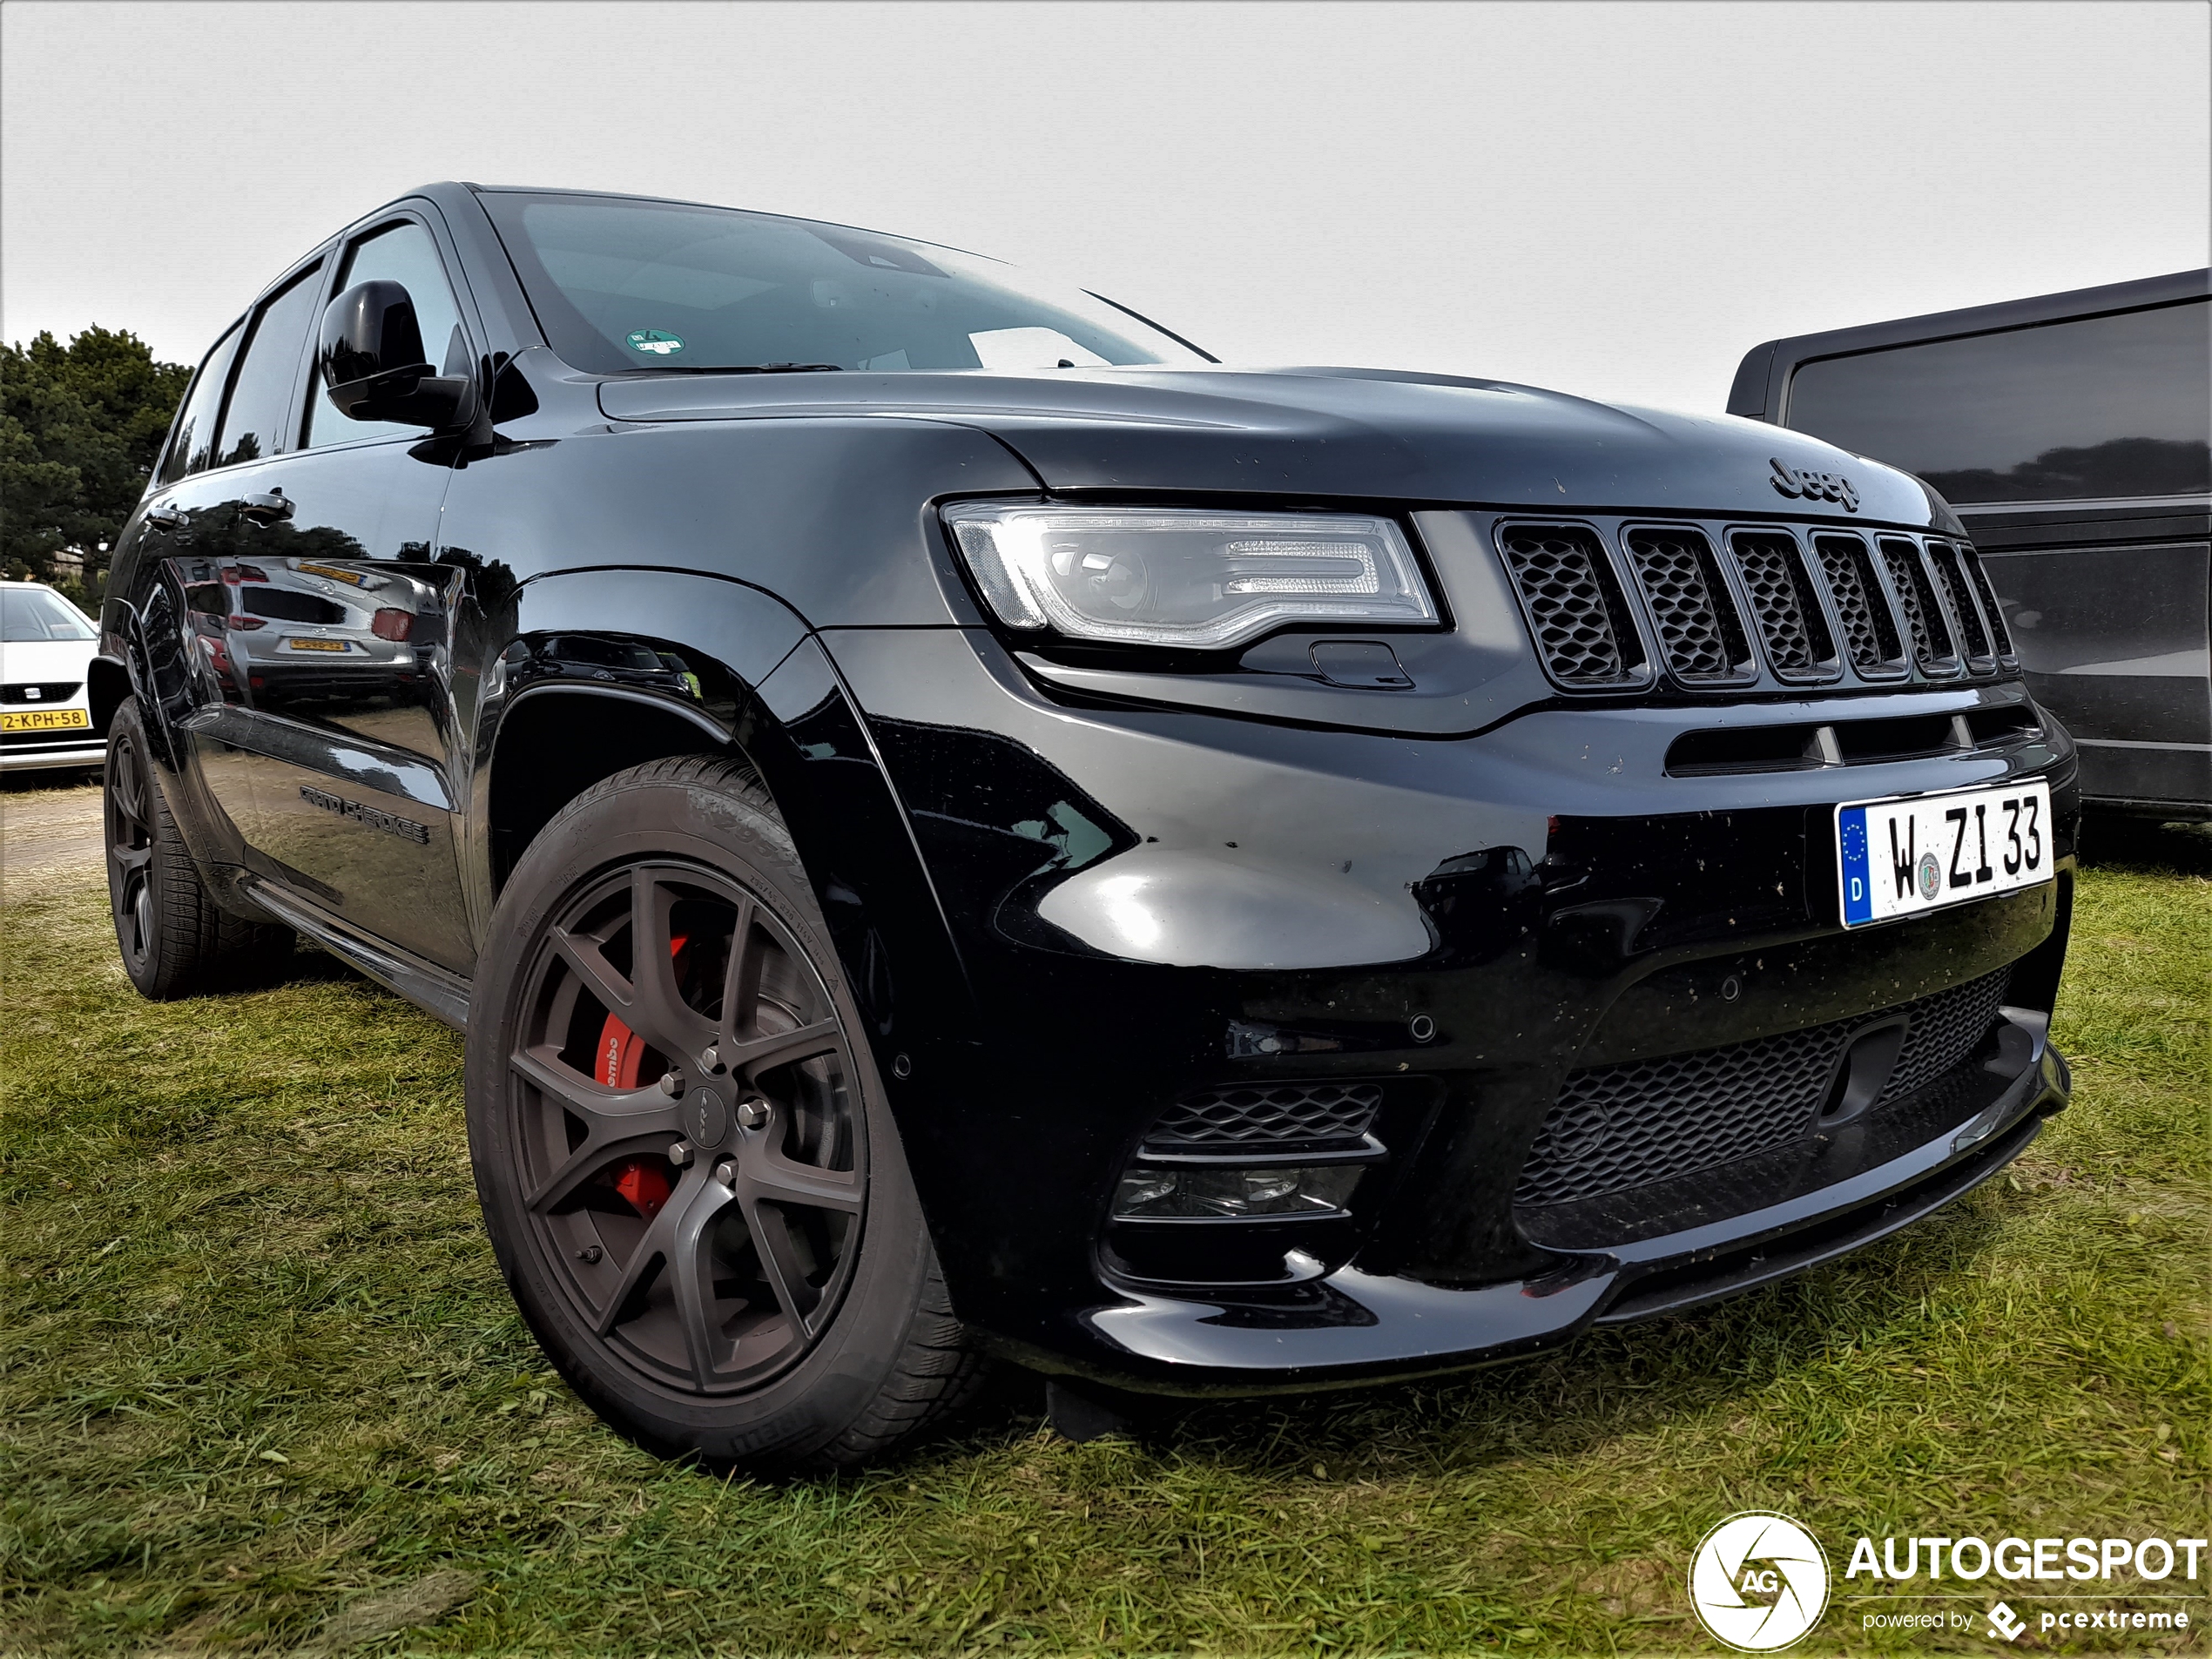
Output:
[[1145, 1082, 1382, 1150], [1515, 968, 2012, 1208]]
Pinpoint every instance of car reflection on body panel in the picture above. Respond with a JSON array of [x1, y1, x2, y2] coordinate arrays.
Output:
[[504, 634, 702, 698], [212, 559, 442, 709]]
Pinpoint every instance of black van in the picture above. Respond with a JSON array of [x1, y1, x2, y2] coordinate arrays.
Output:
[[1731, 270, 2211, 817]]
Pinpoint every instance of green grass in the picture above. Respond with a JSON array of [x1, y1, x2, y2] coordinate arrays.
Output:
[[3, 793, 2207, 1656]]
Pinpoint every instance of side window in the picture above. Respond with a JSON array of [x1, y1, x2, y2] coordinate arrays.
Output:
[[158, 325, 244, 486], [306, 219, 469, 448], [1784, 300, 2211, 504], [214, 266, 325, 467]]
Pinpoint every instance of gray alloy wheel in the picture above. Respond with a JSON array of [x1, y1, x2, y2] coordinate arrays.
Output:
[[466, 756, 986, 1469], [103, 698, 292, 998]]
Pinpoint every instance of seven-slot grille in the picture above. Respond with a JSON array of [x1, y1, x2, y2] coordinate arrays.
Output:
[[1499, 519, 2013, 693], [1514, 968, 2013, 1208], [1143, 1082, 1382, 1151]]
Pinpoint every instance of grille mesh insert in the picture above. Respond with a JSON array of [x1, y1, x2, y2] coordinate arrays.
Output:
[[1515, 968, 2012, 1207], [1811, 534, 1905, 673], [1880, 537, 1958, 672], [1959, 544, 2013, 656], [1145, 1082, 1383, 1150], [1499, 527, 1638, 685], [1928, 543, 1993, 666], [1730, 532, 1833, 677], [1625, 527, 1751, 682]]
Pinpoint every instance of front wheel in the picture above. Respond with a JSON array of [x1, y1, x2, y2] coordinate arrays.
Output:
[[465, 756, 985, 1470]]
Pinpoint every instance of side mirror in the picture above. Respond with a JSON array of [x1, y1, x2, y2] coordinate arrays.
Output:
[[318, 280, 477, 429]]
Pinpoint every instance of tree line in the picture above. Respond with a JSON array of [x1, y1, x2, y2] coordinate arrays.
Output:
[[1, 327, 190, 607]]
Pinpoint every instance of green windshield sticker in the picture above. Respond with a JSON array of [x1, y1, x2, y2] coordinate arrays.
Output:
[[626, 328, 685, 356]]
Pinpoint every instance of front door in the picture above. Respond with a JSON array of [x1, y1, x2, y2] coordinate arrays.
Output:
[[210, 212, 482, 972]]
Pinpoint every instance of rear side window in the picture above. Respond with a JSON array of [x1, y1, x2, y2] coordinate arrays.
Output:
[[1783, 300, 2211, 504], [216, 266, 326, 467], [158, 325, 244, 486], [241, 587, 347, 625], [306, 219, 470, 448]]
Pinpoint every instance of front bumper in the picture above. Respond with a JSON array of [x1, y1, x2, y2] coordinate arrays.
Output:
[[803, 623, 2078, 1394], [1, 726, 105, 771], [1078, 1034, 2065, 1392]]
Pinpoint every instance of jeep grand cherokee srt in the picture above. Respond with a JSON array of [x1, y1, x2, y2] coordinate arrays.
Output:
[[92, 184, 2076, 1469]]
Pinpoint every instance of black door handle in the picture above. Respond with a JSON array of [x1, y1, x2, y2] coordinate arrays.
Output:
[[238, 489, 295, 524], [146, 503, 188, 531]]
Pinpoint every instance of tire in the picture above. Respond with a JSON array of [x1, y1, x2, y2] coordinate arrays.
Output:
[[104, 698, 293, 999], [465, 755, 987, 1471]]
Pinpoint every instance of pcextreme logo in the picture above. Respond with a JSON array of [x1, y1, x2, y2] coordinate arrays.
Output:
[[1689, 1512, 1831, 1651]]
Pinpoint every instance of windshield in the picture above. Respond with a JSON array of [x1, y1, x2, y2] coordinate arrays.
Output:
[[480, 192, 1211, 376], [2, 587, 97, 642]]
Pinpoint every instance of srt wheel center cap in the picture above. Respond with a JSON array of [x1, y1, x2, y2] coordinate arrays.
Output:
[[685, 1089, 731, 1150]]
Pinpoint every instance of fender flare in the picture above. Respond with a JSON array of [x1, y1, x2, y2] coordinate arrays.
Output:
[[474, 569, 977, 1063]]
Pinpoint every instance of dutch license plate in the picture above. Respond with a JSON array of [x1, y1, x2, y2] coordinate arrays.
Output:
[[1, 707, 91, 732], [1837, 779, 2054, 927], [287, 637, 347, 652]]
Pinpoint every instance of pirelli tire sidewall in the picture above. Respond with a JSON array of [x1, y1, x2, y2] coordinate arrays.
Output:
[[464, 761, 936, 1468]]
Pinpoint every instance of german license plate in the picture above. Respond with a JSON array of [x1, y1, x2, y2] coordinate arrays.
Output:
[[1838, 779, 2054, 927], [287, 637, 347, 652], [1, 707, 91, 732]]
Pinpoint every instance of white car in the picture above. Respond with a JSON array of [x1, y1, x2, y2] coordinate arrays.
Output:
[[1, 580, 105, 773]]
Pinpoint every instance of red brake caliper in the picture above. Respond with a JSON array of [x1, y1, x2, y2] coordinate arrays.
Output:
[[597, 934, 688, 1221]]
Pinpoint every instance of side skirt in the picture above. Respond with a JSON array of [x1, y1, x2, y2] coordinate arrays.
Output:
[[246, 877, 473, 1030]]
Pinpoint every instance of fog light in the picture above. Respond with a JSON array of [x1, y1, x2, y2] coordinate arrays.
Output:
[[1111, 1163, 1364, 1220]]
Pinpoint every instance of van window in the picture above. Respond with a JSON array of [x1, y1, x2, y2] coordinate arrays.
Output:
[[158, 325, 244, 486], [1783, 300, 2210, 503]]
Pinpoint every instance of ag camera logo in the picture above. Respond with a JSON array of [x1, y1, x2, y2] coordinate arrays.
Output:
[[1690, 1512, 1831, 1651]]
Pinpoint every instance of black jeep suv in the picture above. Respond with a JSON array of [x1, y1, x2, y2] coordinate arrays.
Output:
[[94, 184, 2077, 1469]]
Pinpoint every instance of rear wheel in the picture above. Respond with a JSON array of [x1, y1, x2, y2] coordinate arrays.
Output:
[[104, 698, 292, 998], [466, 755, 985, 1470]]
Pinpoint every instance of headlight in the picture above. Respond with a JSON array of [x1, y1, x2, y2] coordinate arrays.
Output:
[[942, 503, 1438, 649]]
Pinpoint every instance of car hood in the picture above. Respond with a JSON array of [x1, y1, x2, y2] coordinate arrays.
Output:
[[0, 637, 99, 686], [596, 363, 1943, 527]]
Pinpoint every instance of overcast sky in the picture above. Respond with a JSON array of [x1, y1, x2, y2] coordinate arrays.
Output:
[[3, 1, 2205, 412]]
